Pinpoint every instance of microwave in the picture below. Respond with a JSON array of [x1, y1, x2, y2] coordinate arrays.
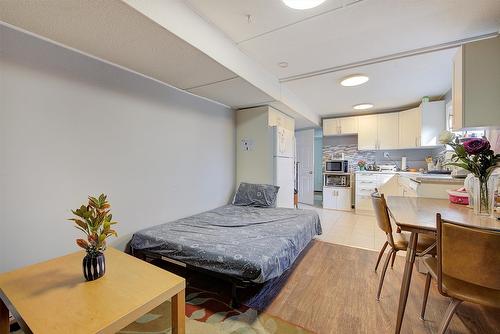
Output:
[[325, 160, 349, 173]]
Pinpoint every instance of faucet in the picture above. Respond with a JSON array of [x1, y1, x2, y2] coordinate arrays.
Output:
[[383, 152, 401, 171]]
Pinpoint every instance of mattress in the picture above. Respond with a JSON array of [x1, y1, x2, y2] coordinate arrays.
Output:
[[130, 205, 322, 283]]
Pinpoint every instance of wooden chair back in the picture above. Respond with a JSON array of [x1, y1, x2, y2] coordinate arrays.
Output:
[[437, 213, 500, 293], [371, 191, 395, 247]]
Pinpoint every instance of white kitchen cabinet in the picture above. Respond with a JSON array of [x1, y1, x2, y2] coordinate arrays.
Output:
[[323, 187, 352, 211], [338, 117, 358, 134], [355, 172, 397, 214], [377, 113, 399, 149], [323, 117, 358, 136], [452, 36, 500, 130], [397, 101, 445, 149], [268, 107, 295, 131], [357, 115, 378, 150], [420, 101, 445, 146], [399, 107, 421, 148], [323, 118, 339, 136]]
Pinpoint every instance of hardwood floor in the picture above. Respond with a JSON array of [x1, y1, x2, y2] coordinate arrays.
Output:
[[265, 241, 499, 334]]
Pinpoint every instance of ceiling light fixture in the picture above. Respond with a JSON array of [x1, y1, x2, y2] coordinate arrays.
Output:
[[282, 0, 326, 10], [340, 75, 369, 87], [278, 61, 289, 68], [353, 103, 374, 110]]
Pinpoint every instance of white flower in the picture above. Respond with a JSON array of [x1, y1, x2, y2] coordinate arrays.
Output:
[[439, 130, 455, 144]]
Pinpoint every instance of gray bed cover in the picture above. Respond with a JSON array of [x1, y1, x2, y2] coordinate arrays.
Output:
[[130, 205, 322, 283]]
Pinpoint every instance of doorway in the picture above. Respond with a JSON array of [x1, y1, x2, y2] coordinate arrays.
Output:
[[295, 129, 315, 205]]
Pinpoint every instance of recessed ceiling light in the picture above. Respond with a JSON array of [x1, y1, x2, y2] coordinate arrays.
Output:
[[353, 103, 374, 110], [278, 61, 289, 68], [282, 0, 326, 10], [340, 75, 369, 87]]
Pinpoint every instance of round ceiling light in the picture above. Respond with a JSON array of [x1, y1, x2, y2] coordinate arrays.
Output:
[[282, 0, 327, 10], [340, 75, 369, 87], [353, 103, 374, 110]]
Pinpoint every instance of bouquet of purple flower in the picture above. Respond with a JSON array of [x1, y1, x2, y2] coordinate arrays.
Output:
[[439, 131, 499, 214]]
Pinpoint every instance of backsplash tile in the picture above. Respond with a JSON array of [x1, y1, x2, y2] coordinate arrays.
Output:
[[322, 135, 442, 172]]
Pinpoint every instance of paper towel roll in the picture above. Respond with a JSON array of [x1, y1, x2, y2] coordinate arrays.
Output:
[[401, 157, 407, 171]]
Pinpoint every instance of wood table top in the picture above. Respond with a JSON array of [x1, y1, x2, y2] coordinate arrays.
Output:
[[0, 247, 185, 334], [386, 196, 500, 233]]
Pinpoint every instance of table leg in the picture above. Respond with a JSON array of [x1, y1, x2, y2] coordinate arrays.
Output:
[[394, 232, 418, 334], [0, 298, 8, 334], [171, 289, 185, 334]]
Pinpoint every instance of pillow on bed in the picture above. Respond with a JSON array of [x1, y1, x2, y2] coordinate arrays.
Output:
[[232, 182, 280, 208]]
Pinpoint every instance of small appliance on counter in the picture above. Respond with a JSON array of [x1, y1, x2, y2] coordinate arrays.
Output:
[[325, 160, 349, 173], [324, 173, 351, 187], [378, 164, 397, 172]]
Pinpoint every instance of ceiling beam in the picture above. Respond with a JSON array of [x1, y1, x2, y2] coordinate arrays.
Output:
[[280, 31, 499, 83], [122, 0, 320, 127]]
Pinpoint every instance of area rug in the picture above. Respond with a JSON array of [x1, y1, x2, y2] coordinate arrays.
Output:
[[117, 286, 314, 334]]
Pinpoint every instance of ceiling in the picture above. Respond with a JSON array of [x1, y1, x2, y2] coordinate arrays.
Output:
[[186, 0, 500, 118], [285, 48, 457, 116], [1, 0, 499, 128], [0, 0, 275, 109]]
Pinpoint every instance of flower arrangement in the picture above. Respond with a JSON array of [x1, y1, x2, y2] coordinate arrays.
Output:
[[439, 131, 499, 214], [69, 194, 118, 257], [357, 160, 367, 170]]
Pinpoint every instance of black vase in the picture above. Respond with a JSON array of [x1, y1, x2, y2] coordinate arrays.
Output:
[[83, 252, 106, 281]]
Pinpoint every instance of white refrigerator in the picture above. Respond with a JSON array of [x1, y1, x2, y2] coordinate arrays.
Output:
[[273, 126, 295, 208]]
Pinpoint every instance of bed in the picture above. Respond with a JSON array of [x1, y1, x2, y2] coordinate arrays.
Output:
[[130, 204, 321, 288]]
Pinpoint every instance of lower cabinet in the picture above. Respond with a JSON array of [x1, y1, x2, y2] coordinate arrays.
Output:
[[323, 187, 352, 211]]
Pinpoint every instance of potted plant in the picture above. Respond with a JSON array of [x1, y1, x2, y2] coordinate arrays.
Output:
[[69, 194, 118, 281], [357, 160, 367, 171], [439, 131, 499, 215]]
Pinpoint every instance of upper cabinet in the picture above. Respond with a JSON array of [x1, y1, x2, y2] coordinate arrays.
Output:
[[323, 116, 358, 136], [377, 113, 399, 149], [452, 37, 500, 130], [398, 107, 421, 148], [323, 101, 445, 150], [420, 101, 445, 146], [268, 107, 295, 132], [358, 115, 378, 150]]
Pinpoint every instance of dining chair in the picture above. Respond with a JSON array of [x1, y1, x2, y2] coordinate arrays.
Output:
[[420, 214, 500, 334], [371, 191, 436, 301]]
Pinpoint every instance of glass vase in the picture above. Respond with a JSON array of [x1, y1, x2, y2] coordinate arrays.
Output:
[[473, 176, 491, 216]]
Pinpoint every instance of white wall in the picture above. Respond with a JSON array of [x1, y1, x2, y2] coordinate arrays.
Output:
[[0, 26, 235, 272]]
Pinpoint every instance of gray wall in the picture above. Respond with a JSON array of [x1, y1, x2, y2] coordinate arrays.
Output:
[[0, 26, 235, 272]]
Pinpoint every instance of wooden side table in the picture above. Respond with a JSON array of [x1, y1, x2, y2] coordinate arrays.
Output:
[[0, 248, 186, 334]]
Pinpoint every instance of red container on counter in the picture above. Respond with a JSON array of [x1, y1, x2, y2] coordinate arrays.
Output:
[[447, 189, 469, 205]]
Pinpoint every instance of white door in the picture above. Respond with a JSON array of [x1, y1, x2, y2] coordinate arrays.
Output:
[[295, 129, 315, 205], [358, 115, 378, 150], [377, 113, 399, 149]]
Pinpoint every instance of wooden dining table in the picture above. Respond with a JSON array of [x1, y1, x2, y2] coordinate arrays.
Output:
[[386, 196, 500, 334]]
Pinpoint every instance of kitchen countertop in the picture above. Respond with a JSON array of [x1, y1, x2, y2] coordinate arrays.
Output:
[[355, 170, 465, 185]]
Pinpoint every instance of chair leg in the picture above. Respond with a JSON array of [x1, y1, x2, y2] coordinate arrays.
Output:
[[390, 249, 397, 269], [420, 272, 432, 320], [374, 241, 389, 272], [376, 248, 394, 301], [437, 298, 462, 334]]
